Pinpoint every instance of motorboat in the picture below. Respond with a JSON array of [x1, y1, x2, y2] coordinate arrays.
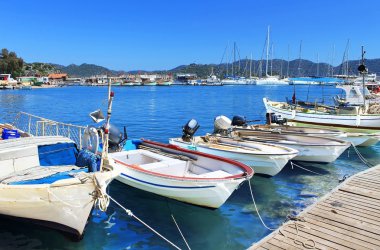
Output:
[[229, 130, 350, 163], [110, 139, 253, 208], [0, 136, 118, 238], [169, 120, 298, 177]]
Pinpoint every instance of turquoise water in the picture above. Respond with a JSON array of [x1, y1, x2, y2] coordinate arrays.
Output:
[[0, 85, 379, 250]]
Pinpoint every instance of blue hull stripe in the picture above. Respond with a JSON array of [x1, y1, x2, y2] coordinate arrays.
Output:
[[120, 173, 216, 189]]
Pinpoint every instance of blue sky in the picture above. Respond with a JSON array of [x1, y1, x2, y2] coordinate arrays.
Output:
[[1, 0, 379, 70]]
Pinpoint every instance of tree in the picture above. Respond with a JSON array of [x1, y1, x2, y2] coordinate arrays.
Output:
[[0, 48, 24, 77]]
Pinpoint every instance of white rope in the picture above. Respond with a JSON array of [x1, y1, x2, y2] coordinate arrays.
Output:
[[290, 161, 322, 175], [109, 195, 182, 250], [171, 215, 191, 250], [247, 179, 276, 231], [93, 176, 111, 212], [351, 143, 374, 167]]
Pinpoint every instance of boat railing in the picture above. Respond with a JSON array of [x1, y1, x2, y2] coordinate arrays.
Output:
[[12, 111, 86, 148]]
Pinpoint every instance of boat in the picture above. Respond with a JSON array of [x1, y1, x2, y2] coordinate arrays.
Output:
[[214, 116, 350, 163], [288, 121, 380, 147], [220, 42, 250, 85], [169, 120, 298, 177], [110, 139, 253, 208], [263, 97, 380, 129], [229, 130, 350, 163], [140, 74, 157, 86], [156, 80, 172, 86], [221, 77, 249, 85], [255, 26, 288, 86], [0, 135, 118, 238]]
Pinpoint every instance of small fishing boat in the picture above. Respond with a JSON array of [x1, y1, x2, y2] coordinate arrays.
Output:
[[169, 120, 298, 177], [110, 139, 253, 208], [230, 130, 351, 163], [0, 136, 118, 238], [214, 115, 346, 138]]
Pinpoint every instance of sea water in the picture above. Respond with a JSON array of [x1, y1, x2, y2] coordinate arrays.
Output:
[[0, 85, 378, 250]]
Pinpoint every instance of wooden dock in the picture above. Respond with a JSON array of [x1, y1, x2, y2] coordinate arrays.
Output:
[[250, 164, 380, 250]]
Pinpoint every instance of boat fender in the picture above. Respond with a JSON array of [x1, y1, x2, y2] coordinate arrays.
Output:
[[82, 126, 99, 154]]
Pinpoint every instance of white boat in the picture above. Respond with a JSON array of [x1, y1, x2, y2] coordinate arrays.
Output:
[[335, 84, 380, 106], [255, 77, 289, 85], [230, 130, 350, 163], [221, 77, 249, 85], [288, 121, 380, 147], [0, 136, 117, 238], [110, 139, 253, 208], [255, 26, 288, 86], [263, 97, 380, 129], [169, 135, 297, 177]]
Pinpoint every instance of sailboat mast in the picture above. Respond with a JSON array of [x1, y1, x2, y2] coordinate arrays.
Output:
[[265, 26, 270, 77], [233, 42, 236, 77], [317, 53, 319, 76], [298, 40, 302, 77], [270, 44, 274, 76], [287, 44, 290, 77], [250, 52, 252, 78], [346, 39, 350, 78]]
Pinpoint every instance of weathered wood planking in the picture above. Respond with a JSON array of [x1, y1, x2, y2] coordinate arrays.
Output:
[[250, 164, 380, 250]]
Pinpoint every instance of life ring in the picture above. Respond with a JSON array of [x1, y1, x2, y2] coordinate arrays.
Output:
[[82, 126, 99, 154]]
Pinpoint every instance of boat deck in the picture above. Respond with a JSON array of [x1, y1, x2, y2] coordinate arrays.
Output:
[[249, 164, 380, 250]]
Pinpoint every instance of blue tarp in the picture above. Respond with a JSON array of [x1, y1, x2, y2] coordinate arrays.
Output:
[[38, 143, 78, 166]]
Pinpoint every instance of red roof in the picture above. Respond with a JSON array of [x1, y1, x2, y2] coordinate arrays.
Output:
[[48, 73, 67, 79]]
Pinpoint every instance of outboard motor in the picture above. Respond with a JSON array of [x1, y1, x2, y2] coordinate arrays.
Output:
[[182, 119, 200, 141], [266, 113, 287, 125], [214, 115, 232, 134], [231, 115, 248, 127], [102, 124, 128, 151]]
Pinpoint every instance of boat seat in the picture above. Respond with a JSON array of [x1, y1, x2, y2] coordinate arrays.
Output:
[[198, 170, 232, 178], [140, 159, 186, 172]]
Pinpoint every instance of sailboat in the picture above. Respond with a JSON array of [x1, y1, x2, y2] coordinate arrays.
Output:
[[221, 42, 250, 85], [255, 26, 288, 86]]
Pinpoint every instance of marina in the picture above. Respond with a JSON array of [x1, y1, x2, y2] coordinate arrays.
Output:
[[2, 1, 380, 248], [1, 84, 380, 249]]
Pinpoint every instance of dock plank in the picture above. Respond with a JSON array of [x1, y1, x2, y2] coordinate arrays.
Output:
[[250, 165, 380, 250]]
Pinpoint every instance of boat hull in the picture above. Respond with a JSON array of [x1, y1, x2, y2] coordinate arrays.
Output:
[[0, 172, 115, 237], [115, 169, 244, 208], [169, 140, 294, 177], [263, 98, 380, 129]]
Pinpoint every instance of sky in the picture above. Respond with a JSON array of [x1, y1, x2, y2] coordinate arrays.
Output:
[[1, 0, 380, 71]]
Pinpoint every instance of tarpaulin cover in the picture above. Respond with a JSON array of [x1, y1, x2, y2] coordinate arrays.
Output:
[[38, 143, 78, 166]]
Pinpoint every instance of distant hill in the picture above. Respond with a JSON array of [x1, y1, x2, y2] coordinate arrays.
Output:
[[23, 59, 380, 78], [61, 63, 113, 77]]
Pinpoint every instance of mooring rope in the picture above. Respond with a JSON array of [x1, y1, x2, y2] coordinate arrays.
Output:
[[109, 195, 182, 250], [290, 161, 322, 175], [351, 143, 374, 167], [247, 178, 276, 231], [171, 215, 191, 250]]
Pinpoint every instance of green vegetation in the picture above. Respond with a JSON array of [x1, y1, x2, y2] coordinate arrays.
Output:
[[0, 48, 24, 77], [24, 62, 57, 76]]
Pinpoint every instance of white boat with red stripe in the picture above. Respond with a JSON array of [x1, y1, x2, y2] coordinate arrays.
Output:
[[109, 139, 253, 209]]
